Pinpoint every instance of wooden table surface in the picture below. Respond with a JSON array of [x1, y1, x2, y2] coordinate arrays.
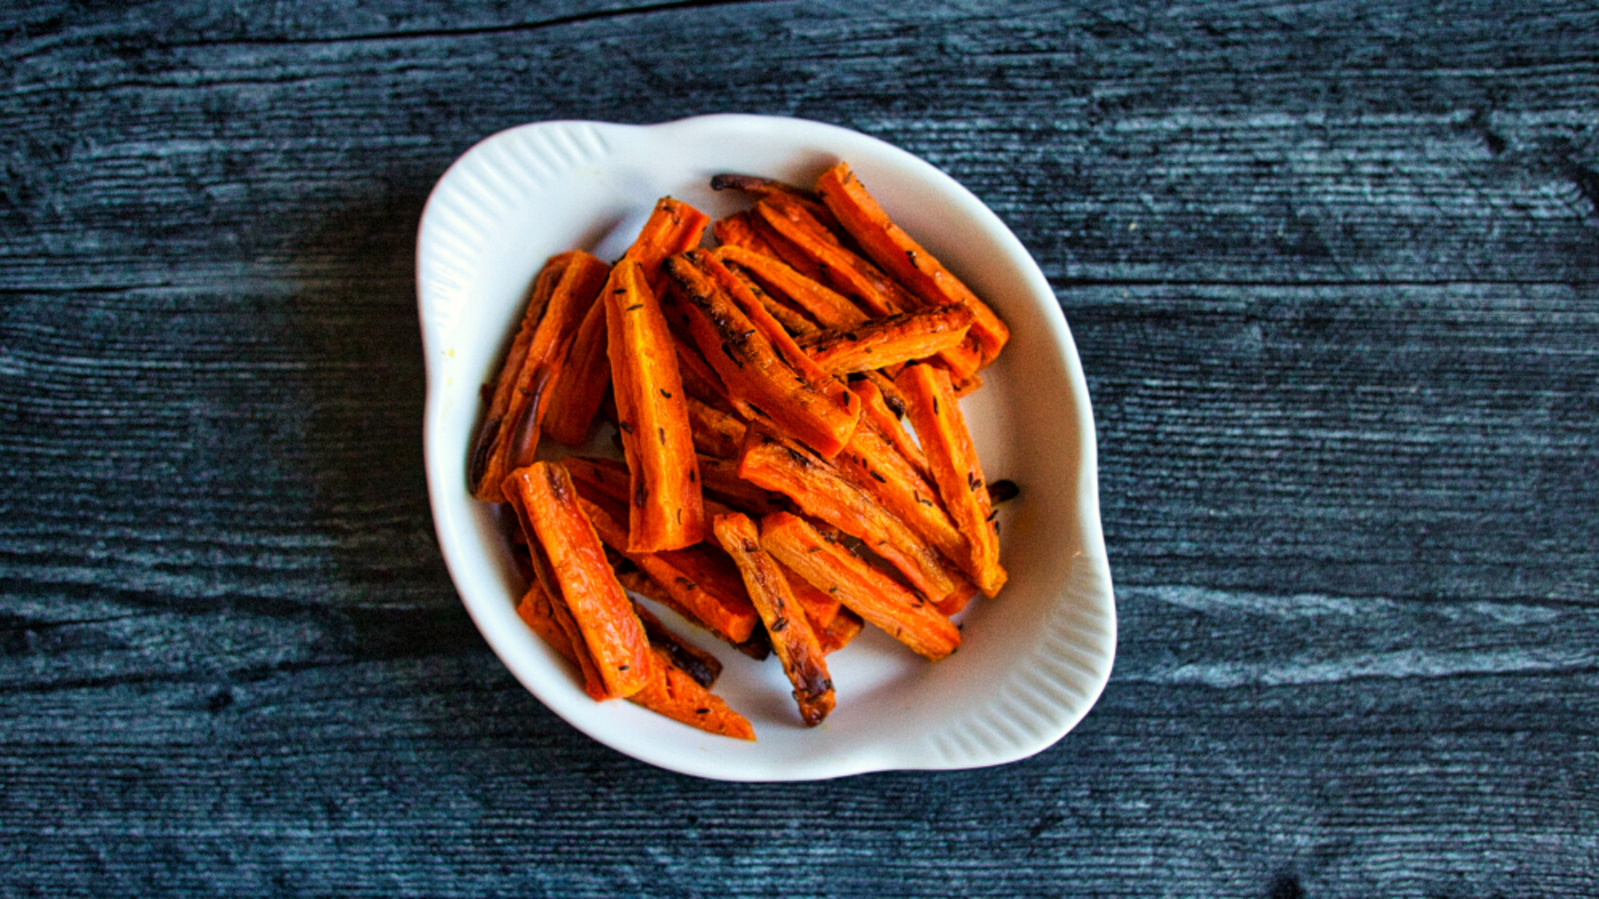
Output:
[[3, 1, 1596, 895]]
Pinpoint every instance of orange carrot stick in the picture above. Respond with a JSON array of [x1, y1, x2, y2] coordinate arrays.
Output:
[[760, 512, 960, 661], [699, 251, 862, 430], [685, 395, 747, 459], [573, 489, 763, 648], [517, 583, 754, 740], [713, 245, 869, 330], [817, 161, 1009, 366], [851, 378, 930, 480], [503, 462, 653, 699], [713, 513, 835, 726], [896, 363, 1007, 598], [624, 196, 711, 297], [605, 258, 704, 552], [470, 251, 610, 501], [664, 250, 861, 458], [797, 305, 975, 375], [737, 426, 977, 611], [542, 297, 610, 446]]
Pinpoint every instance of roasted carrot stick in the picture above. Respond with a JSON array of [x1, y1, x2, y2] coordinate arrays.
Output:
[[611, 562, 771, 661], [896, 363, 1007, 598], [713, 245, 869, 330], [569, 485, 762, 647], [699, 251, 862, 430], [542, 297, 610, 446], [696, 453, 788, 517], [781, 560, 842, 631], [816, 607, 864, 655], [833, 402, 969, 578], [624, 196, 711, 297], [713, 513, 835, 726], [760, 512, 961, 661], [712, 210, 782, 258], [752, 195, 914, 318], [604, 258, 705, 552], [629, 599, 723, 689], [753, 194, 983, 381], [664, 250, 862, 458], [470, 251, 610, 501], [517, 583, 754, 740], [797, 305, 975, 375], [515, 580, 607, 700], [817, 161, 1009, 366], [629, 644, 757, 740], [851, 378, 930, 481], [710, 173, 835, 225], [737, 426, 977, 611], [503, 462, 653, 699], [560, 455, 632, 504], [728, 264, 817, 335], [685, 395, 747, 459]]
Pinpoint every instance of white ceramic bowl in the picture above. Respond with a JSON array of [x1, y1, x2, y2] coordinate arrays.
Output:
[[417, 114, 1115, 781]]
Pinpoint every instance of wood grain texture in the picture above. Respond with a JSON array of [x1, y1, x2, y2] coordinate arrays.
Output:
[[2, 0, 1596, 895]]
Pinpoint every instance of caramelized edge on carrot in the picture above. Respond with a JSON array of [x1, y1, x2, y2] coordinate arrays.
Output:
[[503, 462, 653, 699], [713, 513, 835, 726], [797, 305, 975, 375], [760, 511, 960, 661], [737, 426, 976, 611]]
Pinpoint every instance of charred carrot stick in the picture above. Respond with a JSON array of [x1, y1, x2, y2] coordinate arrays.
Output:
[[713, 245, 869, 330], [699, 251, 862, 429], [737, 426, 977, 611], [517, 583, 754, 740], [713, 513, 835, 726], [629, 599, 722, 689], [604, 258, 705, 552], [573, 488, 763, 648], [664, 250, 862, 458], [470, 251, 610, 501], [611, 562, 771, 661], [710, 172, 834, 224], [797, 305, 976, 375], [503, 462, 653, 699], [816, 161, 1009, 366], [760, 512, 960, 661], [542, 297, 610, 446], [896, 363, 1007, 598], [833, 403, 970, 578], [748, 213, 831, 284]]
